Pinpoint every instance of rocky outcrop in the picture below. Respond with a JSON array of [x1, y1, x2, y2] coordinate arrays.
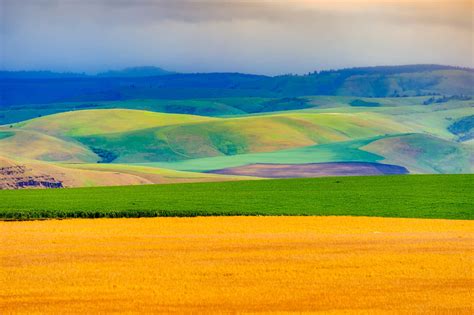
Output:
[[0, 164, 63, 189]]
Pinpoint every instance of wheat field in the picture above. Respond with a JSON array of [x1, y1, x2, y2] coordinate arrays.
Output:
[[1, 216, 472, 313]]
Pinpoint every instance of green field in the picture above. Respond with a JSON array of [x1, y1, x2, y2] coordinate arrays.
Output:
[[1, 174, 472, 220]]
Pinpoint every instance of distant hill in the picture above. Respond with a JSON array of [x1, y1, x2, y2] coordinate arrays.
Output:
[[96, 66, 175, 77], [0, 66, 174, 79], [313, 64, 474, 76], [0, 65, 472, 106], [0, 70, 88, 79]]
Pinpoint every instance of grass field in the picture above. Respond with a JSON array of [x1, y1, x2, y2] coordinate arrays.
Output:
[[1, 174, 472, 220], [1, 216, 472, 313]]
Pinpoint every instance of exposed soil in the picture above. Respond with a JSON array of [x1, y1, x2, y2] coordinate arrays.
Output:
[[208, 162, 409, 178]]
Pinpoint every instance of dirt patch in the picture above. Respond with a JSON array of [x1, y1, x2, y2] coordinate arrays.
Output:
[[208, 162, 408, 178]]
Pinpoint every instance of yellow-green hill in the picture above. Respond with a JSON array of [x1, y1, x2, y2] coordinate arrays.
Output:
[[0, 129, 97, 163], [15, 109, 218, 137], [49, 110, 413, 163]]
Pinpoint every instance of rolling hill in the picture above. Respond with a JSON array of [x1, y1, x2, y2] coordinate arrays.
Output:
[[1, 93, 472, 127], [0, 89, 472, 189], [0, 129, 97, 163], [12, 109, 412, 163], [15, 109, 218, 137]]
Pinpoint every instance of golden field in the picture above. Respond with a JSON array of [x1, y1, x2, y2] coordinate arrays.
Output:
[[1, 216, 473, 313]]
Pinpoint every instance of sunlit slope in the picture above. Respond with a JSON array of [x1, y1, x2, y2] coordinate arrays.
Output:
[[15, 109, 218, 137], [70, 111, 411, 163], [0, 129, 97, 163]]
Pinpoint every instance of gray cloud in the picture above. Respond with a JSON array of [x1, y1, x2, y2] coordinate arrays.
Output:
[[3, 0, 470, 28], [1, 0, 472, 74]]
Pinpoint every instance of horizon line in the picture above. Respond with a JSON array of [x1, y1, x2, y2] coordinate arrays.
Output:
[[1, 63, 473, 78]]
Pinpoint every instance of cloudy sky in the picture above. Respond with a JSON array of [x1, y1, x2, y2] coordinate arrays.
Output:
[[1, 0, 472, 75]]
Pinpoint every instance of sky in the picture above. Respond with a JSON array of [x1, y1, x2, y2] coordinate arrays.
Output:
[[1, 0, 472, 75]]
